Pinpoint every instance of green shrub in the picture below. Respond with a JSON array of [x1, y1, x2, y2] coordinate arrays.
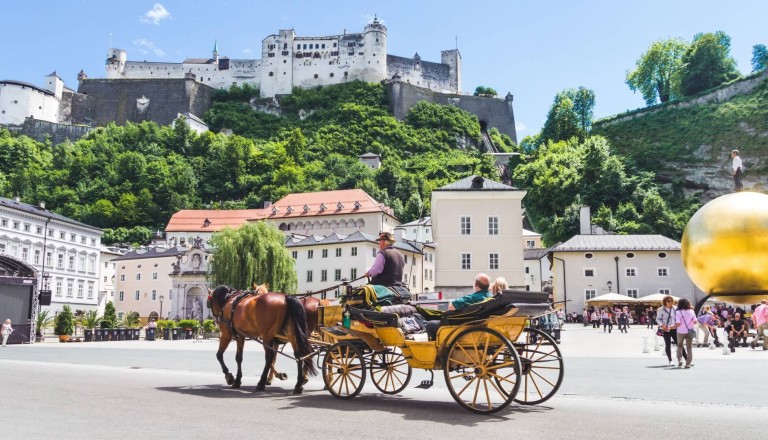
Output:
[[202, 319, 217, 333], [55, 305, 74, 336], [176, 319, 200, 330]]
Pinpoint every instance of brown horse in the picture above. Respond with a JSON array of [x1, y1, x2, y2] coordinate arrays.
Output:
[[265, 295, 326, 384], [210, 285, 317, 394]]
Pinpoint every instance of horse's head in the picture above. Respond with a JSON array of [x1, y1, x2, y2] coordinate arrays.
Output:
[[210, 285, 234, 314], [253, 283, 269, 295]]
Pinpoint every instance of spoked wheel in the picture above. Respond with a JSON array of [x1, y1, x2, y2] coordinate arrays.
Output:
[[512, 327, 564, 405], [322, 342, 367, 399], [443, 327, 521, 414], [369, 347, 412, 394]]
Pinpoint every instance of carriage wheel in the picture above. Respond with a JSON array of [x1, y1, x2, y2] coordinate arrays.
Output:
[[443, 327, 521, 414], [512, 327, 564, 405], [322, 342, 366, 399], [369, 347, 412, 395]]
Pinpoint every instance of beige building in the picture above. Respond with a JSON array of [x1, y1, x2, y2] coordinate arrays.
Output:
[[113, 247, 182, 322], [431, 176, 527, 297]]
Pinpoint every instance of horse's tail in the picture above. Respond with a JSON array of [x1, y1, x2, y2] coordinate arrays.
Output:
[[285, 295, 318, 376]]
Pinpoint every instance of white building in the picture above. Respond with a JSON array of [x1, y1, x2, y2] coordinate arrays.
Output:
[[431, 175, 527, 297], [103, 18, 460, 98], [395, 217, 432, 243], [175, 112, 209, 134], [97, 246, 123, 314], [0, 196, 102, 313], [523, 248, 552, 292], [550, 234, 701, 315], [0, 73, 66, 125], [523, 228, 543, 249], [286, 231, 434, 296]]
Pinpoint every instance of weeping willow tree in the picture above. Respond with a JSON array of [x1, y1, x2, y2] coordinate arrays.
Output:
[[208, 222, 297, 293]]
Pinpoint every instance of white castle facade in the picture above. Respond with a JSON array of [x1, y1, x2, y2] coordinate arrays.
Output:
[[0, 73, 66, 125], [105, 18, 461, 97]]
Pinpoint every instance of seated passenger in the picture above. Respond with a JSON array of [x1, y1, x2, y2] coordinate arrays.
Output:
[[490, 277, 509, 296], [426, 273, 492, 340]]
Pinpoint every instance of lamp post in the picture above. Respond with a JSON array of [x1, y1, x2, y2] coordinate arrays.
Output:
[[159, 295, 164, 320], [607, 281, 613, 293]]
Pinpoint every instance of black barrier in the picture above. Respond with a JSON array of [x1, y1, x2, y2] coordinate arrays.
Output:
[[171, 328, 180, 340], [117, 328, 126, 341], [84, 329, 93, 342], [94, 328, 103, 342], [162, 328, 170, 340], [132, 328, 140, 340], [146, 328, 155, 341]]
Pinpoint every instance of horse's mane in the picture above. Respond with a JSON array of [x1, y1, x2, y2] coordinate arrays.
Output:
[[211, 285, 234, 309]]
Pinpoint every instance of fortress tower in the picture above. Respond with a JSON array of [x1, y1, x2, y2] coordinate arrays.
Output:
[[105, 48, 127, 79], [362, 16, 387, 82], [441, 49, 461, 94]]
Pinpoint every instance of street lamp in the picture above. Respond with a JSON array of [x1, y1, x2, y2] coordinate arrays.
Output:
[[159, 295, 165, 320], [607, 281, 613, 292]]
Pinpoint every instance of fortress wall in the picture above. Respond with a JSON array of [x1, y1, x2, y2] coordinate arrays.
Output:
[[387, 81, 517, 143], [387, 55, 452, 93], [10, 118, 93, 144]]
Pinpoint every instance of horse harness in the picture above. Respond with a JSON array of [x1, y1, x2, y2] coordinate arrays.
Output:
[[215, 290, 252, 341]]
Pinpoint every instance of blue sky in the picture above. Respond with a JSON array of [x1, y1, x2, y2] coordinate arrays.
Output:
[[1, 1, 765, 136]]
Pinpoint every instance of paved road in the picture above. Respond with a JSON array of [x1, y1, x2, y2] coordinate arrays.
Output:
[[1, 324, 764, 439]]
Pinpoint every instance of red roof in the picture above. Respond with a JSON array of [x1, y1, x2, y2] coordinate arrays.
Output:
[[165, 209, 265, 232], [263, 189, 394, 220]]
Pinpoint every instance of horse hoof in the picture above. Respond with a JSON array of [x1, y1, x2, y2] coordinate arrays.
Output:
[[255, 384, 265, 392], [277, 373, 288, 380], [225, 374, 235, 386], [293, 387, 303, 395], [232, 381, 241, 389], [265, 380, 272, 386]]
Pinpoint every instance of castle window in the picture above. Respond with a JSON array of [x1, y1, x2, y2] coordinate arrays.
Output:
[[333, 42, 337, 47], [322, 44, 326, 49], [269, 72, 274, 77], [268, 53, 275, 58], [314, 74, 318, 79], [303, 44, 307, 49], [282, 51, 289, 56], [330, 73, 334, 77]]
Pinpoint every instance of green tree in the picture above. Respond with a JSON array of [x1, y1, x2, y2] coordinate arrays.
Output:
[[540, 92, 582, 144], [473, 86, 498, 97], [680, 31, 740, 96], [626, 38, 688, 104], [101, 301, 117, 328], [752, 44, 768, 72], [55, 305, 75, 336], [209, 222, 297, 292], [565, 87, 596, 133]]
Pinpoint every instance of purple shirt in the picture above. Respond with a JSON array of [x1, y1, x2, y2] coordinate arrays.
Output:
[[697, 314, 714, 326], [676, 309, 697, 333], [367, 245, 395, 277]]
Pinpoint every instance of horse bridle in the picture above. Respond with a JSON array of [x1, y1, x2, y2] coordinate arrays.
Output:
[[213, 288, 252, 340]]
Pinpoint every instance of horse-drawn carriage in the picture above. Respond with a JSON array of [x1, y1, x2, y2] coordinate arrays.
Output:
[[209, 284, 563, 415], [317, 288, 564, 414]]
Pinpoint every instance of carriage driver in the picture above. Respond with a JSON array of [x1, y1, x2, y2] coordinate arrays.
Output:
[[365, 231, 406, 287]]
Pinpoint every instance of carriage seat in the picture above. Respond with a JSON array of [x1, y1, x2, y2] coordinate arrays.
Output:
[[349, 305, 426, 335]]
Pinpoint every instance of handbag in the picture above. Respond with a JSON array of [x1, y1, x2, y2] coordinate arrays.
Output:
[[656, 328, 664, 337]]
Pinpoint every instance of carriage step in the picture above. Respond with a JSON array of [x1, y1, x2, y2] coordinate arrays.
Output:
[[415, 380, 433, 389]]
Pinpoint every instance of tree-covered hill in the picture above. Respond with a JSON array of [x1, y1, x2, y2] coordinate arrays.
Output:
[[0, 81, 516, 245]]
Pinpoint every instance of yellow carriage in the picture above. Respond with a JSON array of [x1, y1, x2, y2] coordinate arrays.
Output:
[[317, 290, 564, 414]]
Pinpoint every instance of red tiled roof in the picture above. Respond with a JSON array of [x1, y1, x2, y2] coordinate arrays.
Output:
[[165, 209, 265, 232], [263, 189, 394, 220]]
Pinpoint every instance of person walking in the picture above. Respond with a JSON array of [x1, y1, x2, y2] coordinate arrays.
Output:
[[750, 299, 768, 350], [1, 319, 13, 347], [647, 307, 656, 329], [731, 149, 744, 192], [674, 298, 697, 368], [657, 296, 687, 366]]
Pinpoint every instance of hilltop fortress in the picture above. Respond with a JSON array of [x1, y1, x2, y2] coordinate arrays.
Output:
[[1, 19, 516, 144], [106, 18, 461, 98]]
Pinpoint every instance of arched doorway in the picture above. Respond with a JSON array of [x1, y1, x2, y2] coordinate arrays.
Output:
[[0, 254, 37, 344]]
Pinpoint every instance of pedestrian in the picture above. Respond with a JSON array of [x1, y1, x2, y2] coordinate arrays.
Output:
[[696, 312, 718, 347], [657, 296, 687, 366], [731, 150, 743, 191], [618, 307, 629, 333], [647, 307, 656, 329], [673, 298, 697, 368], [2, 319, 13, 347], [601, 309, 612, 333], [590, 309, 599, 328], [750, 299, 768, 350]]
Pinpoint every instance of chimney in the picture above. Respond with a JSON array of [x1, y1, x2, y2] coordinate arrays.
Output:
[[579, 206, 591, 235], [14, 196, 20, 203], [39, 201, 46, 209], [263, 201, 272, 209]]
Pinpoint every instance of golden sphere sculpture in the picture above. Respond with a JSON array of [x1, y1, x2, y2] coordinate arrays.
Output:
[[682, 192, 768, 304]]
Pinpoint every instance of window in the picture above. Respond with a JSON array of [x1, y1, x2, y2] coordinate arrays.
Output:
[[335, 248, 342, 257], [351, 268, 357, 280], [351, 247, 357, 256], [68, 255, 75, 270], [584, 253, 594, 259], [659, 288, 670, 295], [429, 269, 433, 281], [460, 216, 471, 235], [525, 266, 530, 274], [627, 289, 639, 299], [308, 250, 314, 259], [584, 268, 595, 277], [306, 271, 313, 282], [136, 273, 141, 281], [151, 290, 157, 301], [488, 217, 499, 235], [12, 221, 19, 229], [526, 240, 536, 248], [57, 254, 64, 269], [67, 283, 73, 298], [60, 231, 65, 239], [77, 284, 84, 298], [81, 236, 86, 244], [291, 251, 298, 259], [23, 223, 30, 232], [0, 219, 5, 227], [46, 251, 52, 266], [334, 269, 341, 281], [22, 248, 28, 261], [134, 290, 140, 301], [36, 226, 42, 234], [321, 270, 328, 282], [372, 249, 377, 258], [88, 285, 94, 299], [120, 274, 125, 282], [152, 272, 158, 280], [626, 252, 635, 259], [70, 233, 76, 242], [119, 291, 125, 301], [658, 267, 669, 277], [79, 256, 85, 271], [425, 269, 428, 278], [89, 257, 95, 272], [412, 276, 417, 288], [585, 289, 597, 300], [658, 252, 668, 259], [461, 253, 471, 270], [34, 249, 41, 265], [489, 253, 499, 270], [626, 268, 637, 277], [56, 281, 62, 297], [404, 255, 408, 264], [0, 243, 5, 253], [322, 249, 328, 258]]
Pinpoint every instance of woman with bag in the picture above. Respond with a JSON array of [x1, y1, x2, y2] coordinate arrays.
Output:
[[674, 298, 697, 368], [656, 296, 687, 366]]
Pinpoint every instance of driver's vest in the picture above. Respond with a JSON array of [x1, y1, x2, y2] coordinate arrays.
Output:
[[370, 247, 404, 287]]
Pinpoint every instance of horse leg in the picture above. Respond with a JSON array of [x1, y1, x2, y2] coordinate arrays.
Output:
[[266, 341, 288, 385], [256, 341, 276, 392], [216, 335, 235, 386], [232, 338, 244, 389]]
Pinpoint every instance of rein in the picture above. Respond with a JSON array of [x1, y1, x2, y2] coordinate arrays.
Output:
[[299, 275, 368, 298]]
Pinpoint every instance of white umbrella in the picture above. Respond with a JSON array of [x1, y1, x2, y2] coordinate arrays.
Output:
[[636, 293, 681, 305], [586, 293, 639, 307]]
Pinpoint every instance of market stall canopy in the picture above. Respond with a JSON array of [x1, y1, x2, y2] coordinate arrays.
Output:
[[586, 293, 639, 306], [636, 293, 681, 305]]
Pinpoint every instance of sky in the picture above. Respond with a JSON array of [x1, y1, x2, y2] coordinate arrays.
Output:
[[1, 0, 765, 136]]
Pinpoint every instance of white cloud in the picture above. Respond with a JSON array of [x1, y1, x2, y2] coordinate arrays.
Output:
[[515, 122, 527, 132], [140, 3, 170, 25], [133, 38, 165, 57]]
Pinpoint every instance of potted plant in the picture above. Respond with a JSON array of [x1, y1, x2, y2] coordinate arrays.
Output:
[[101, 301, 117, 341], [157, 320, 172, 340], [80, 310, 102, 342], [177, 319, 200, 339], [202, 319, 218, 339], [121, 311, 142, 340], [35, 310, 54, 343], [55, 305, 74, 342]]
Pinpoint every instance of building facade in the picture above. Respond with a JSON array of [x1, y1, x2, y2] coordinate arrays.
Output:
[[523, 248, 552, 292], [550, 234, 701, 315], [0, 73, 65, 125], [97, 246, 123, 315], [112, 247, 181, 322], [431, 176, 527, 297], [0, 197, 102, 314]]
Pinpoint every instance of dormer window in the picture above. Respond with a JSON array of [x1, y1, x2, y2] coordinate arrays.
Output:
[[286, 206, 294, 214], [320, 203, 327, 212], [272, 206, 279, 215], [337, 202, 344, 210], [303, 205, 310, 213], [354, 201, 361, 209], [203, 218, 211, 227]]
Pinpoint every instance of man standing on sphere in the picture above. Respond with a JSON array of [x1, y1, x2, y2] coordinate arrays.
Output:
[[365, 232, 405, 287], [731, 149, 743, 192]]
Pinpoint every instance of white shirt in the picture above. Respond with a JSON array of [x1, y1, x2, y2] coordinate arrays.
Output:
[[733, 155, 742, 172]]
